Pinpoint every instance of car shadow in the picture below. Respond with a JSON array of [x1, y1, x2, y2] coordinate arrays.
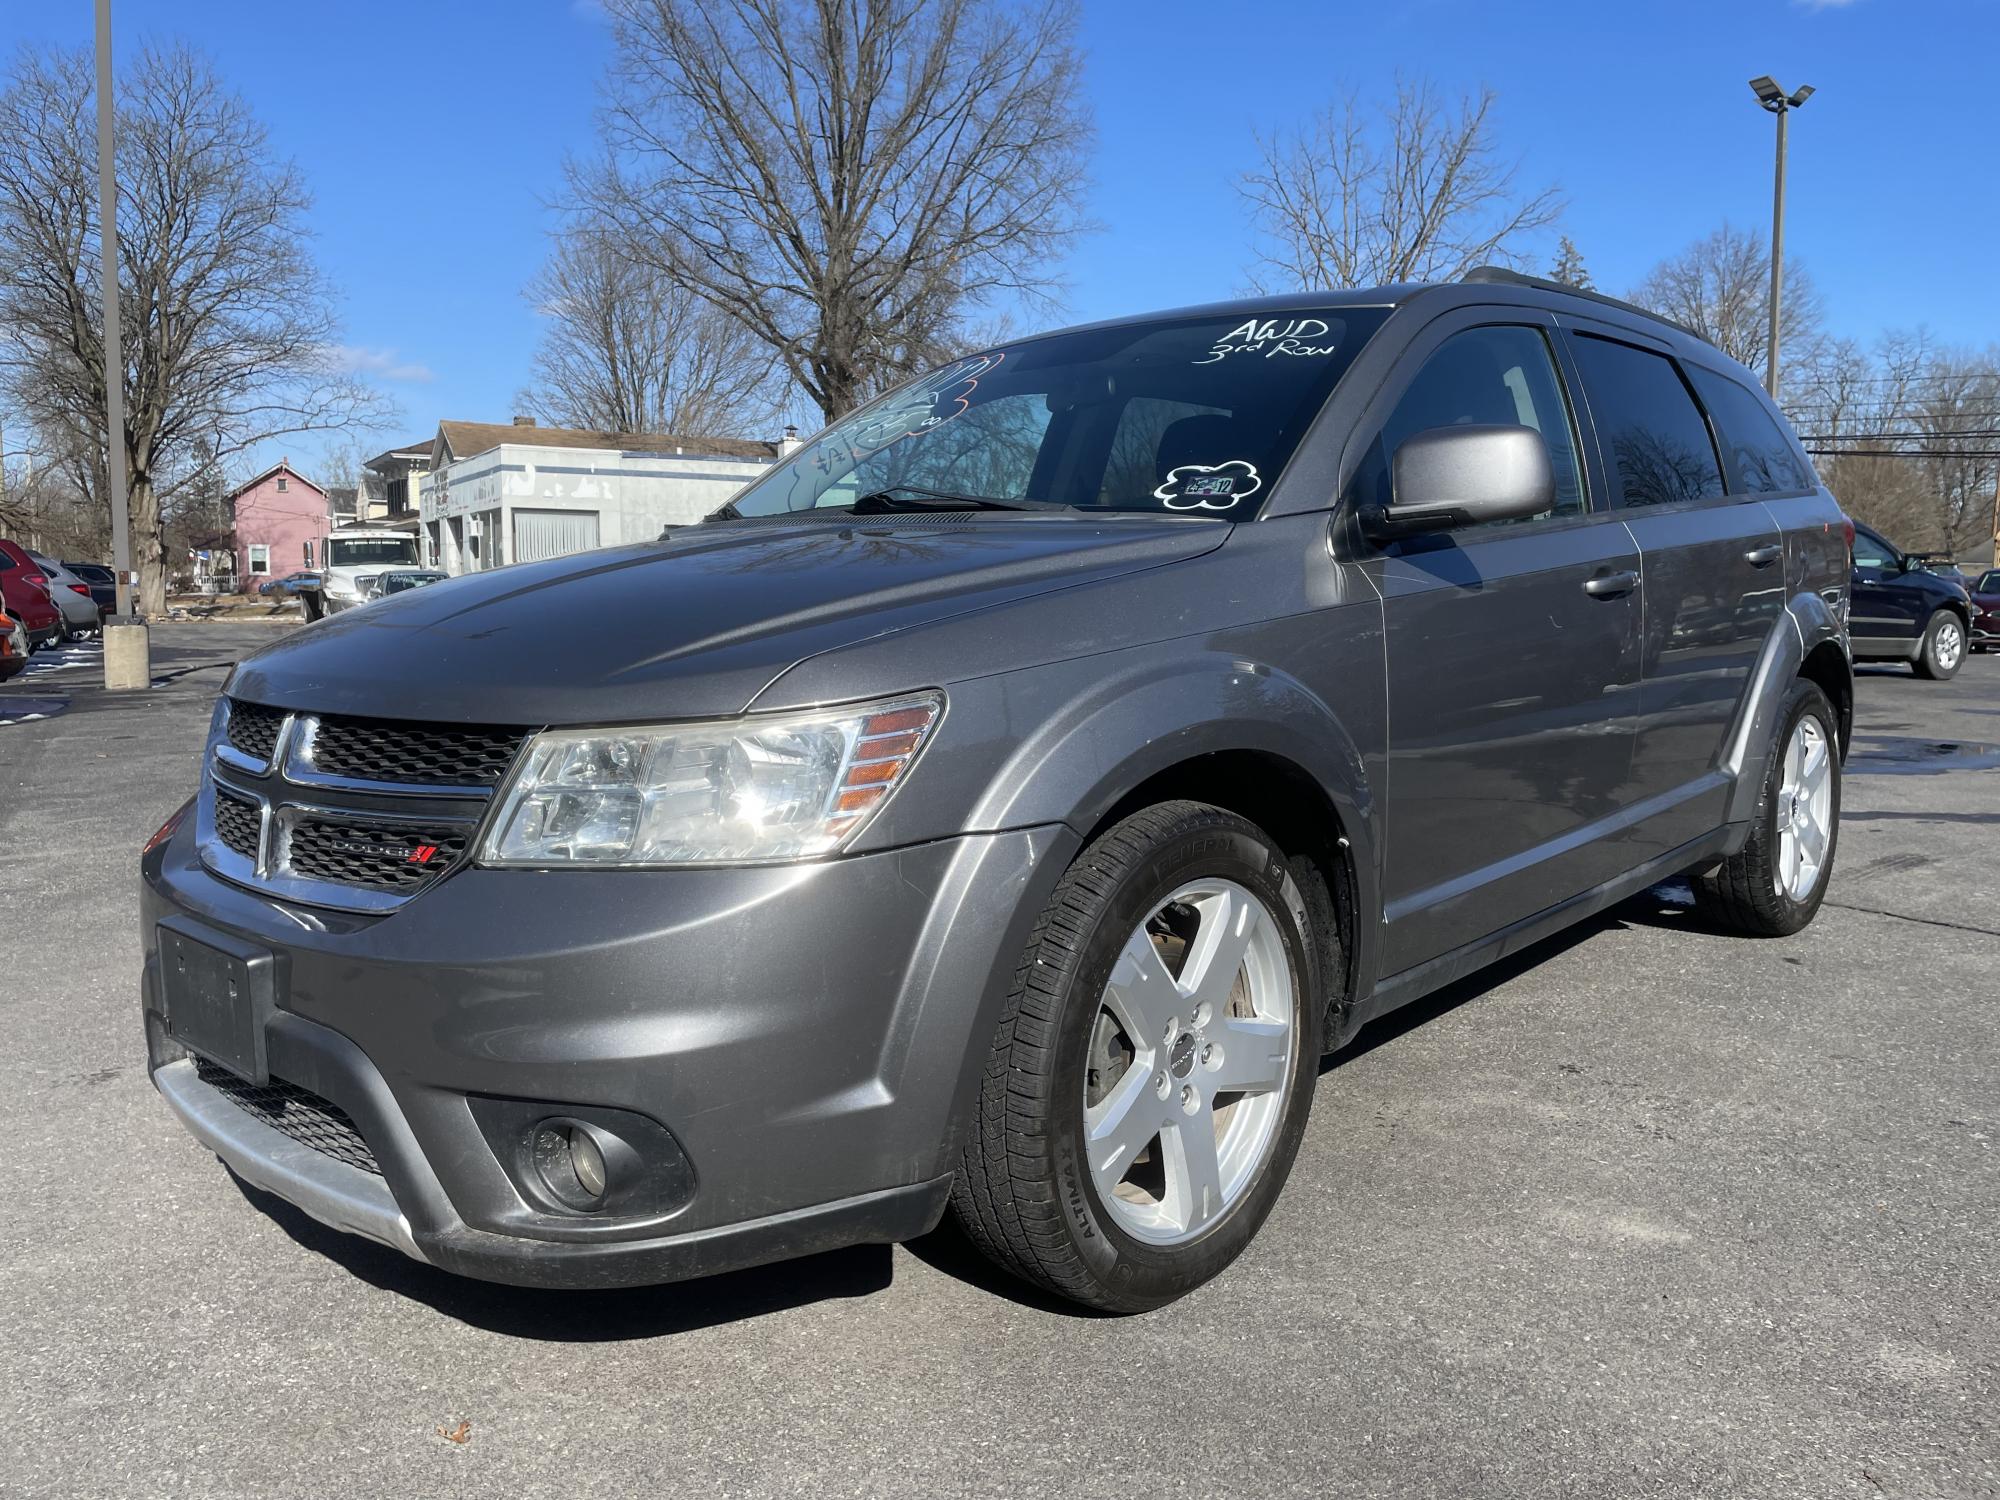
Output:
[[227, 1174, 894, 1340]]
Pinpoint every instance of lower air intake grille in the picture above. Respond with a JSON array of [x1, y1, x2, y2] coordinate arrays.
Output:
[[285, 816, 469, 891], [214, 788, 261, 861], [193, 1058, 382, 1177]]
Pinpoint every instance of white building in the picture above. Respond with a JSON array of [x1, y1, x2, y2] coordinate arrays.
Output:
[[419, 418, 779, 575]]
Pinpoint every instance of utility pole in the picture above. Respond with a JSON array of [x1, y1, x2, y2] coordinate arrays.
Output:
[[97, 0, 149, 688], [1749, 77, 1814, 399]]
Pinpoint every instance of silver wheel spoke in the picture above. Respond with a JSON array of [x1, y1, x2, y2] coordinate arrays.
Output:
[[1799, 813, 1828, 866], [1085, 1065, 1161, 1181], [1102, 927, 1180, 1046], [1207, 1016, 1288, 1094], [1161, 1112, 1225, 1234], [1181, 887, 1259, 1016]]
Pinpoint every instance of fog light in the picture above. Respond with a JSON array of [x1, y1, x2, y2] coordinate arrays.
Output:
[[531, 1121, 610, 1210], [570, 1127, 606, 1197]]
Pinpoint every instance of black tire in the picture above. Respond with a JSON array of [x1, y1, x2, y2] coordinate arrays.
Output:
[[1693, 678, 1840, 936], [950, 800, 1328, 1313], [1913, 609, 1966, 680]]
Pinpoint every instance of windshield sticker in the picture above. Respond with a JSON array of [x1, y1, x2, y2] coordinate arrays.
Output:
[[1155, 460, 1261, 511], [1193, 317, 1342, 366], [843, 352, 1006, 455]]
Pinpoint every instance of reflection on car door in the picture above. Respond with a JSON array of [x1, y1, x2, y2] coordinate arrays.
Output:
[[1350, 311, 1644, 975], [1561, 323, 1784, 859]]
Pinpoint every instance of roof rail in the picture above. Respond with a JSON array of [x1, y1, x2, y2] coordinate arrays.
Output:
[[1460, 266, 1711, 347]]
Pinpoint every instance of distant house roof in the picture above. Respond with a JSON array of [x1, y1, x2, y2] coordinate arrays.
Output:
[[365, 441, 433, 471], [224, 459, 324, 503], [432, 420, 778, 466], [327, 485, 359, 511]]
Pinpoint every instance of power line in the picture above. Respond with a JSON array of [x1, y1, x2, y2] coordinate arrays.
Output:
[[1803, 447, 2000, 459]]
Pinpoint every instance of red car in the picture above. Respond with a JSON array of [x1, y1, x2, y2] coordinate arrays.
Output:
[[0, 538, 62, 649], [0, 606, 25, 680], [1972, 568, 2000, 653]]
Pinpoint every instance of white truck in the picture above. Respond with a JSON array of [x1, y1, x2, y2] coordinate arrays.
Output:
[[299, 528, 424, 620]]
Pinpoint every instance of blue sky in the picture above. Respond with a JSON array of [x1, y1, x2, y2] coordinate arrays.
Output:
[[3, 0, 1996, 478]]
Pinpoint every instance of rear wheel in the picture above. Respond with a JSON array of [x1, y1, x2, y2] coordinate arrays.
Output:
[[1694, 678, 1840, 936], [951, 801, 1327, 1312], [1914, 610, 1965, 680]]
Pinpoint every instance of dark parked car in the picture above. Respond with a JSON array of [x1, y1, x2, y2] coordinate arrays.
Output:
[[1849, 522, 1974, 679], [1969, 569, 1999, 652], [62, 561, 118, 616], [141, 270, 1851, 1313], [0, 538, 62, 649]]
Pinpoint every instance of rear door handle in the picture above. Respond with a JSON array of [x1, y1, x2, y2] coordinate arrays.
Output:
[[1584, 569, 1639, 598], [1744, 544, 1783, 567]]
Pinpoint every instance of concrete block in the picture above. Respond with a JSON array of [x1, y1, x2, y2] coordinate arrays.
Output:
[[103, 620, 152, 690]]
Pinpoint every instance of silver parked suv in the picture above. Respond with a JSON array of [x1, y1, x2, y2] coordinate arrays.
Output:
[[140, 269, 1851, 1312]]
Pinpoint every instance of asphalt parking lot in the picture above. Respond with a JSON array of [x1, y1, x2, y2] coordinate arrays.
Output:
[[1, 625, 1994, 1499]]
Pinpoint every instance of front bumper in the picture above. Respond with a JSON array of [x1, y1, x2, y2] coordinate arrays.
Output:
[[1972, 614, 1998, 646], [141, 816, 1074, 1288]]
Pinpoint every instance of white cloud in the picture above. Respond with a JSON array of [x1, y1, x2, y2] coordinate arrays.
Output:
[[324, 344, 435, 383]]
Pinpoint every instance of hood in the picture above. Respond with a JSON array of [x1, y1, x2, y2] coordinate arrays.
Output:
[[229, 514, 1226, 723]]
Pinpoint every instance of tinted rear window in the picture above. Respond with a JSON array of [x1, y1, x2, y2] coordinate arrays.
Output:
[[1571, 335, 1725, 508], [1687, 366, 1814, 494]]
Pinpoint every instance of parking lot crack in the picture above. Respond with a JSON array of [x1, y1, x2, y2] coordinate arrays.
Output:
[[1823, 899, 2000, 940]]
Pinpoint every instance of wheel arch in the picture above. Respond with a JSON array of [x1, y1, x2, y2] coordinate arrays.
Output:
[[1721, 593, 1852, 827]]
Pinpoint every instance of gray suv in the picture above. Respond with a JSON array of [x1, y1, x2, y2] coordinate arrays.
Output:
[[140, 270, 1851, 1312]]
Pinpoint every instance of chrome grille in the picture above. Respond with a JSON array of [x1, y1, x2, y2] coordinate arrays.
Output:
[[198, 702, 528, 912], [194, 1058, 382, 1176]]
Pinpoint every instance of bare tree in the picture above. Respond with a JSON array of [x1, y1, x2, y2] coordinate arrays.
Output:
[[1629, 222, 1823, 387], [579, 0, 1092, 422], [519, 230, 773, 436], [0, 45, 392, 614], [1785, 329, 2000, 556], [1239, 77, 1562, 292]]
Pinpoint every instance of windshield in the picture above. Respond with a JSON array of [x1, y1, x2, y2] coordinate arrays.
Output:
[[328, 537, 418, 568], [727, 308, 1391, 521]]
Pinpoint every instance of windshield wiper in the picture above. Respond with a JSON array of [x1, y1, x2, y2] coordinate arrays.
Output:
[[851, 485, 1075, 515]]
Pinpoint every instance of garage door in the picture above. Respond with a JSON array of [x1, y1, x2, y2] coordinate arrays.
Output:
[[512, 508, 600, 564]]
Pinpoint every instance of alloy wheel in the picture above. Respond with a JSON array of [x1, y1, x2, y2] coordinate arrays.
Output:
[[1082, 878, 1296, 1246], [1775, 714, 1834, 902], [1936, 619, 1964, 672]]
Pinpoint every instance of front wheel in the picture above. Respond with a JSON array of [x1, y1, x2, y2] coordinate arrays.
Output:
[[1694, 678, 1840, 936], [951, 801, 1327, 1312], [1914, 610, 1965, 680]]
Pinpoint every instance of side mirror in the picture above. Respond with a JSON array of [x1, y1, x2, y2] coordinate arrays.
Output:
[[1365, 424, 1555, 540]]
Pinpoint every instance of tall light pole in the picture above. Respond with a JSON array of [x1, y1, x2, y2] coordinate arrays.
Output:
[[96, 0, 149, 688], [1749, 76, 1814, 399]]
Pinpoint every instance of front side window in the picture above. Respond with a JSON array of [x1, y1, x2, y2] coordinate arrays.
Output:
[[1977, 570, 2000, 594], [1687, 366, 1814, 495], [1571, 335, 1725, 508], [727, 309, 1392, 521], [1347, 324, 1587, 524], [1851, 528, 1897, 571]]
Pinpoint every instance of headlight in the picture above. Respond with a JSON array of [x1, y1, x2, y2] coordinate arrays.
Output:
[[479, 693, 942, 867]]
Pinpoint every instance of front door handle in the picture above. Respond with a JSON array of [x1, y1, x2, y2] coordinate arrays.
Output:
[[1744, 543, 1783, 567], [1584, 569, 1639, 598]]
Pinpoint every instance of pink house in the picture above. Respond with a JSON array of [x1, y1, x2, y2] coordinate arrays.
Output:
[[225, 460, 329, 592]]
